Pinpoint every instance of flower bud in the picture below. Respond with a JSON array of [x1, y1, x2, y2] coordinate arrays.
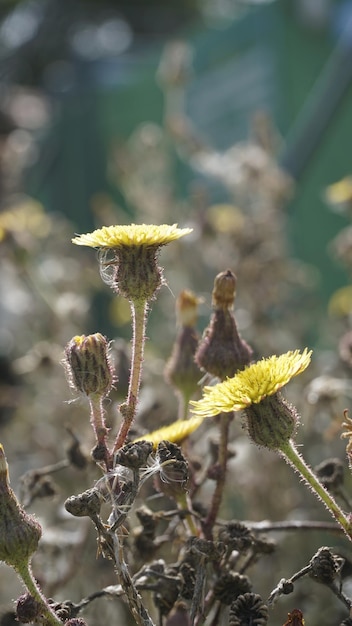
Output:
[[64, 333, 113, 397], [165, 290, 202, 399], [243, 392, 298, 450], [195, 270, 252, 380], [0, 445, 42, 570]]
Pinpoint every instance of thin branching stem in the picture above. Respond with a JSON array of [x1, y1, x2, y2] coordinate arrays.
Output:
[[203, 413, 231, 539]]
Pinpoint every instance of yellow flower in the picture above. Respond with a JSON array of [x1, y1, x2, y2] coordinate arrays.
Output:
[[73, 223, 192, 301], [72, 223, 192, 248], [134, 415, 204, 449], [191, 349, 312, 418]]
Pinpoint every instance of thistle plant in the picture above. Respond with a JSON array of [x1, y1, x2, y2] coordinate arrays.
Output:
[[4, 215, 352, 626]]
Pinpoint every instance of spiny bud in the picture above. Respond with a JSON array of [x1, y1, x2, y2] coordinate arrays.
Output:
[[0, 444, 42, 570], [244, 392, 298, 450], [195, 270, 252, 380], [165, 290, 202, 399], [64, 333, 113, 397]]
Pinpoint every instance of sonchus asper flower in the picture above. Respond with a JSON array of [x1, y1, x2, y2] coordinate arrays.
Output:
[[191, 349, 312, 450], [72, 223, 192, 302], [64, 333, 113, 398]]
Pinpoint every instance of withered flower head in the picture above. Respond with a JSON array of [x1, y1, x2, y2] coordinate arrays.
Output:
[[229, 592, 268, 626]]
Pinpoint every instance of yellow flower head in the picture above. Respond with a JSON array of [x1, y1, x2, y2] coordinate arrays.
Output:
[[191, 349, 312, 418], [72, 223, 192, 301], [134, 415, 204, 450], [72, 223, 192, 249]]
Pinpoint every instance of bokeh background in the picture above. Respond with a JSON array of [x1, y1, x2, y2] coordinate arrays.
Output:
[[2, 1, 352, 625]]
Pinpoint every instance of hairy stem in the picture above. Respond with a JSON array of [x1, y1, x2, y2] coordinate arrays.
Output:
[[281, 439, 352, 542], [89, 394, 112, 470], [114, 300, 148, 453], [15, 560, 63, 626]]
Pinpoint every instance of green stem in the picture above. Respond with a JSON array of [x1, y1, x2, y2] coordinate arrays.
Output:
[[176, 491, 200, 536], [177, 390, 191, 421], [15, 559, 63, 626], [114, 300, 148, 453], [281, 439, 352, 542]]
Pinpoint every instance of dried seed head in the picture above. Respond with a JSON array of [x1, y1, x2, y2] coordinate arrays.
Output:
[[229, 592, 269, 626], [188, 537, 226, 561], [64, 488, 102, 518], [64, 620, 88, 626], [16, 593, 42, 623], [114, 440, 153, 469], [64, 333, 113, 398], [218, 522, 254, 553], [154, 441, 189, 499], [0, 445, 42, 570], [243, 392, 298, 450], [213, 573, 252, 605], [195, 270, 252, 379], [309, 546, 344, 585]]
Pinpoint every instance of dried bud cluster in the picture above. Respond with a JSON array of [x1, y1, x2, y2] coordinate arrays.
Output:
[[64, 333, 113, 398]]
